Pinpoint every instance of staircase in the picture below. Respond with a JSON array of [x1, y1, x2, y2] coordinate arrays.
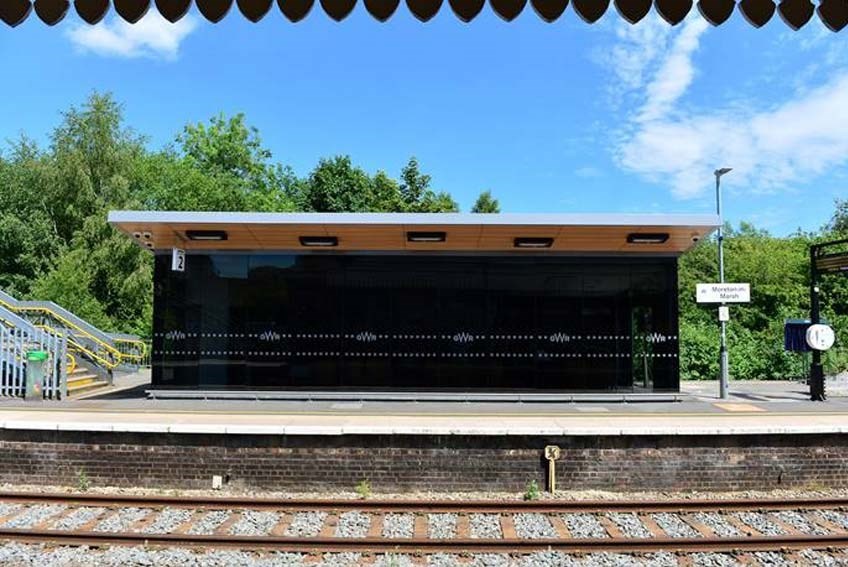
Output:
[[66, 360, 111, 398], [0, 306, 66, 399], [0, 289, 146, 400]]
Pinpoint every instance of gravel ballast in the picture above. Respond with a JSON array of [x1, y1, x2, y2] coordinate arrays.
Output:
[[799, 548, 845, 567], [576, 552, 677, 566], [469, 514, 502, 539], [0, 503, 21, 520], [561, 513, 608, 538], [428, 553, 460, 567], [0, 542, 835, 566], [334, 511, 371, 538], [685, 553, 740, 567], [515, 551, 581, 566], [1, 504, 65, 529], [381, 513, 414, 539], [230, 510, 280, 536], [373, 554, 414, 567], [650, 513, 699, 538], [427, 513, 457, 539], [606, 512, 651, 538], [286, 511, 327, 537], [773, 510, 827, 535], [50, 506, 107, 530], [187, 510, 231, 535], [733, 511, 785, 536], [818, 509, 848, 530], [752, 551, 792, 566], [470, 553, 510, 567], [692, 512, 741, 537], [512, 513, 557, 539], [93, 507, 150, 532], [140, 507, 193, 534], [316, 552, 364, 566]]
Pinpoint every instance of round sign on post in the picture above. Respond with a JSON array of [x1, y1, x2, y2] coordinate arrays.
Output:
[[806, 324, 836, 351]]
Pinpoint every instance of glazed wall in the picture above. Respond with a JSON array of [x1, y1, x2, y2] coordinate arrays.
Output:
[[152, 253, 679, 392]]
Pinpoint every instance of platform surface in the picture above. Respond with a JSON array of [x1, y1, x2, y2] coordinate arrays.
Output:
[[0, 373, 847, 436]]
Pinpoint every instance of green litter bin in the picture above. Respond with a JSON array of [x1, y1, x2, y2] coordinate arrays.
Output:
[[25, 350, 48, 400]]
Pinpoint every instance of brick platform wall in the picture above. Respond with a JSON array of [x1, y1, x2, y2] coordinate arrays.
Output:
[[0, 430, 845, 492]]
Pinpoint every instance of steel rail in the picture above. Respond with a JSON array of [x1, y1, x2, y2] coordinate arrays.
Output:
[[0, 492, 847, 513], [0, 529, 846, 554]]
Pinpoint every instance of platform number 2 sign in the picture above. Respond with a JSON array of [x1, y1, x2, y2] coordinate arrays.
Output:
[[172, 249, 185, 272]]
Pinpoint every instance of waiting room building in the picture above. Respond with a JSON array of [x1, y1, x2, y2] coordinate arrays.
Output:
[[109, 211, 717, 394]]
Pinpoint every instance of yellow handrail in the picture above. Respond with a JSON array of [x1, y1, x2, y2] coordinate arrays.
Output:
[[113, 337, 147, 360], [35, 323, 118, 370], [19, 306, 123, 356], [66, 352, 77, 374], [2, 299, 145, 367]]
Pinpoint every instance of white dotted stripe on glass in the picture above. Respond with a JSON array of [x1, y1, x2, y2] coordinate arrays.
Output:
[[153, 351, 676, 358]]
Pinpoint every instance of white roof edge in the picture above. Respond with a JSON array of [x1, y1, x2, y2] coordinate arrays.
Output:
[[108, 210, 720, 228]]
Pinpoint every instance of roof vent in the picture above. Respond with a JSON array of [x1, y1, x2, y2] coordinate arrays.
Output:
[[299, 236, 339, 247], [514, 237, 554, 248], [627, 233, 669, 244], [407, 231, 447, 243], [186, 230, 228, 241]]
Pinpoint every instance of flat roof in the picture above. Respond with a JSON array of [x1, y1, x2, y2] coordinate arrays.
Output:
[[108, 211, 719, 254]]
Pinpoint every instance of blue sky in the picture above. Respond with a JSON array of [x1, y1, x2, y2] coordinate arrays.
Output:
[[1, 8, 846, 235]]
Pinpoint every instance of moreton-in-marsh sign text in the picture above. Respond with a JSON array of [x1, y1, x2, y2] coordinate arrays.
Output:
[[696, 283, 751, 303]]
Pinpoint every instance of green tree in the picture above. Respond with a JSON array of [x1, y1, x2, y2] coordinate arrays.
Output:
[[471, 190, 500, 213], [19, 93, 151, 335], [0, 139, 62, 296], [30, 247, 113, 331], [398, 157, 458, 213], [830, 198, 848, 234], [399, 157, 429, 206], [296, 156, 457, 213], [47, 93, 144, 241], [300, 155, 376, 212], [178, 113, 270, 178], [0, 213, 58, 297], [678, 223, 822, 380], [166, 113, 296, 212]]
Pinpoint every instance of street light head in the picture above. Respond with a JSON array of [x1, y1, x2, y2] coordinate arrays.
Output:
[[715, 167, 733, 177]]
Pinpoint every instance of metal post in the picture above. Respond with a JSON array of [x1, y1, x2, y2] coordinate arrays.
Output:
[[716, 172, 729, 400], [809, 245, 826, 401]]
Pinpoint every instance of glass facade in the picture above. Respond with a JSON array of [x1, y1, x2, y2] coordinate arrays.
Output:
[[152, 253, 679, 392]]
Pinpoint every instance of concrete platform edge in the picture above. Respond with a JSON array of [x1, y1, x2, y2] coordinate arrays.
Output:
[[3, 420, 848, 436]]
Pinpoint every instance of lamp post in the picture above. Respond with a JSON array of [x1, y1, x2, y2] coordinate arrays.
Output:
[[714, 167, 732, 399]]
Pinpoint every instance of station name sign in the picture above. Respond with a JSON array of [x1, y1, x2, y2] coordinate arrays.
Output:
[[696, 283, 751, 303]]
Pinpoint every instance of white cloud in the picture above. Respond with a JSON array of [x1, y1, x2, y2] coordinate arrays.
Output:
[[636, 17, 708, 122], [602, 14, 848, 199], [66, 12, 198, 60], [594, 16, 674, 109]]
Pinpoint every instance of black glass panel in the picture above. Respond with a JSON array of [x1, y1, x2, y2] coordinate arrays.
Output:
[[152, 254, 679, 392]]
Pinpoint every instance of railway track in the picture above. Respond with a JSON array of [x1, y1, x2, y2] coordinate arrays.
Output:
[[0, 492, 847, 559]]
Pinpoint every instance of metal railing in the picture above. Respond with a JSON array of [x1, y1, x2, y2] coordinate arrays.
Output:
[[110, 332, 151, 368], [0, 289, 146, 375], [0, 304, 66, 399]]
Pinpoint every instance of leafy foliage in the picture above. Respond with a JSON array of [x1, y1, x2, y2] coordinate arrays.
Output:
[[523, 479, 541, 501], [679, 222, 848, 379], [471, 190, 500, 213], [354, 479, 371, 498]]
